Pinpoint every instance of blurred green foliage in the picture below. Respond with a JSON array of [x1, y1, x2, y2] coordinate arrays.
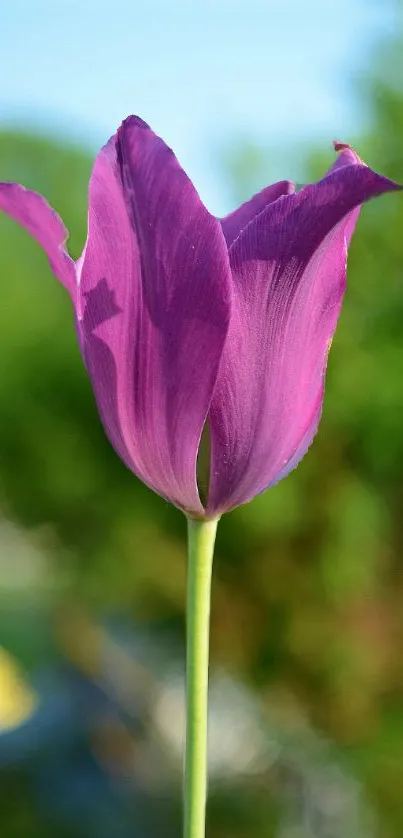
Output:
[[1, 18, 403, 838]]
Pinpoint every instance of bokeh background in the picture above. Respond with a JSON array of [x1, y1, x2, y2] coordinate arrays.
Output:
[[0, 1, 402, 836]]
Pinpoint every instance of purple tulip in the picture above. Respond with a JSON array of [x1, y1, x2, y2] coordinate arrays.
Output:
[[0, 118, 399, 518]]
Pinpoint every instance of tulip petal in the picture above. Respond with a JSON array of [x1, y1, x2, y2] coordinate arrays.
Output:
[[220, 180, 295, 246], [0, 183, 76, 296], [270, 143, 371, 489], [78, 116, 232, 515], [207, 152, 400, 515]]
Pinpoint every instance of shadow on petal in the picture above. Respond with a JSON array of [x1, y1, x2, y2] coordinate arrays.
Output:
[[79, 277, 135, 473], [82, 277, 122, 333]]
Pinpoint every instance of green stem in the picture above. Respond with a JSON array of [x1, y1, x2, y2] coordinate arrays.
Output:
[[184, 516, 219, 838]]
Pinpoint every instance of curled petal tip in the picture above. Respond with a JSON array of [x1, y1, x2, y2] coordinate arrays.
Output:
[[332, 140, 363, 167], [332, 140, 402, 189], [333, 140, 352, 152]]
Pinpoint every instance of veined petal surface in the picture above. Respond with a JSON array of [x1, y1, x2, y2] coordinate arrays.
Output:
[[220, 180, 295, 246]]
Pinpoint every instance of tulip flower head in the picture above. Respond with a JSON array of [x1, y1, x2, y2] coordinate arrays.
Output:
[[0, 119, 399, 518]]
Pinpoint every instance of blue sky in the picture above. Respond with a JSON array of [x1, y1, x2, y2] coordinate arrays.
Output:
[[0, 0, 396, 212]]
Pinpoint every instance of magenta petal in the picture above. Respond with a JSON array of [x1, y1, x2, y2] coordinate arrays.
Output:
[[78, 116, 232, 515], [207, 152, 400, 515], [220, 180, 295, 246], [0, 183, 76, 297]]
